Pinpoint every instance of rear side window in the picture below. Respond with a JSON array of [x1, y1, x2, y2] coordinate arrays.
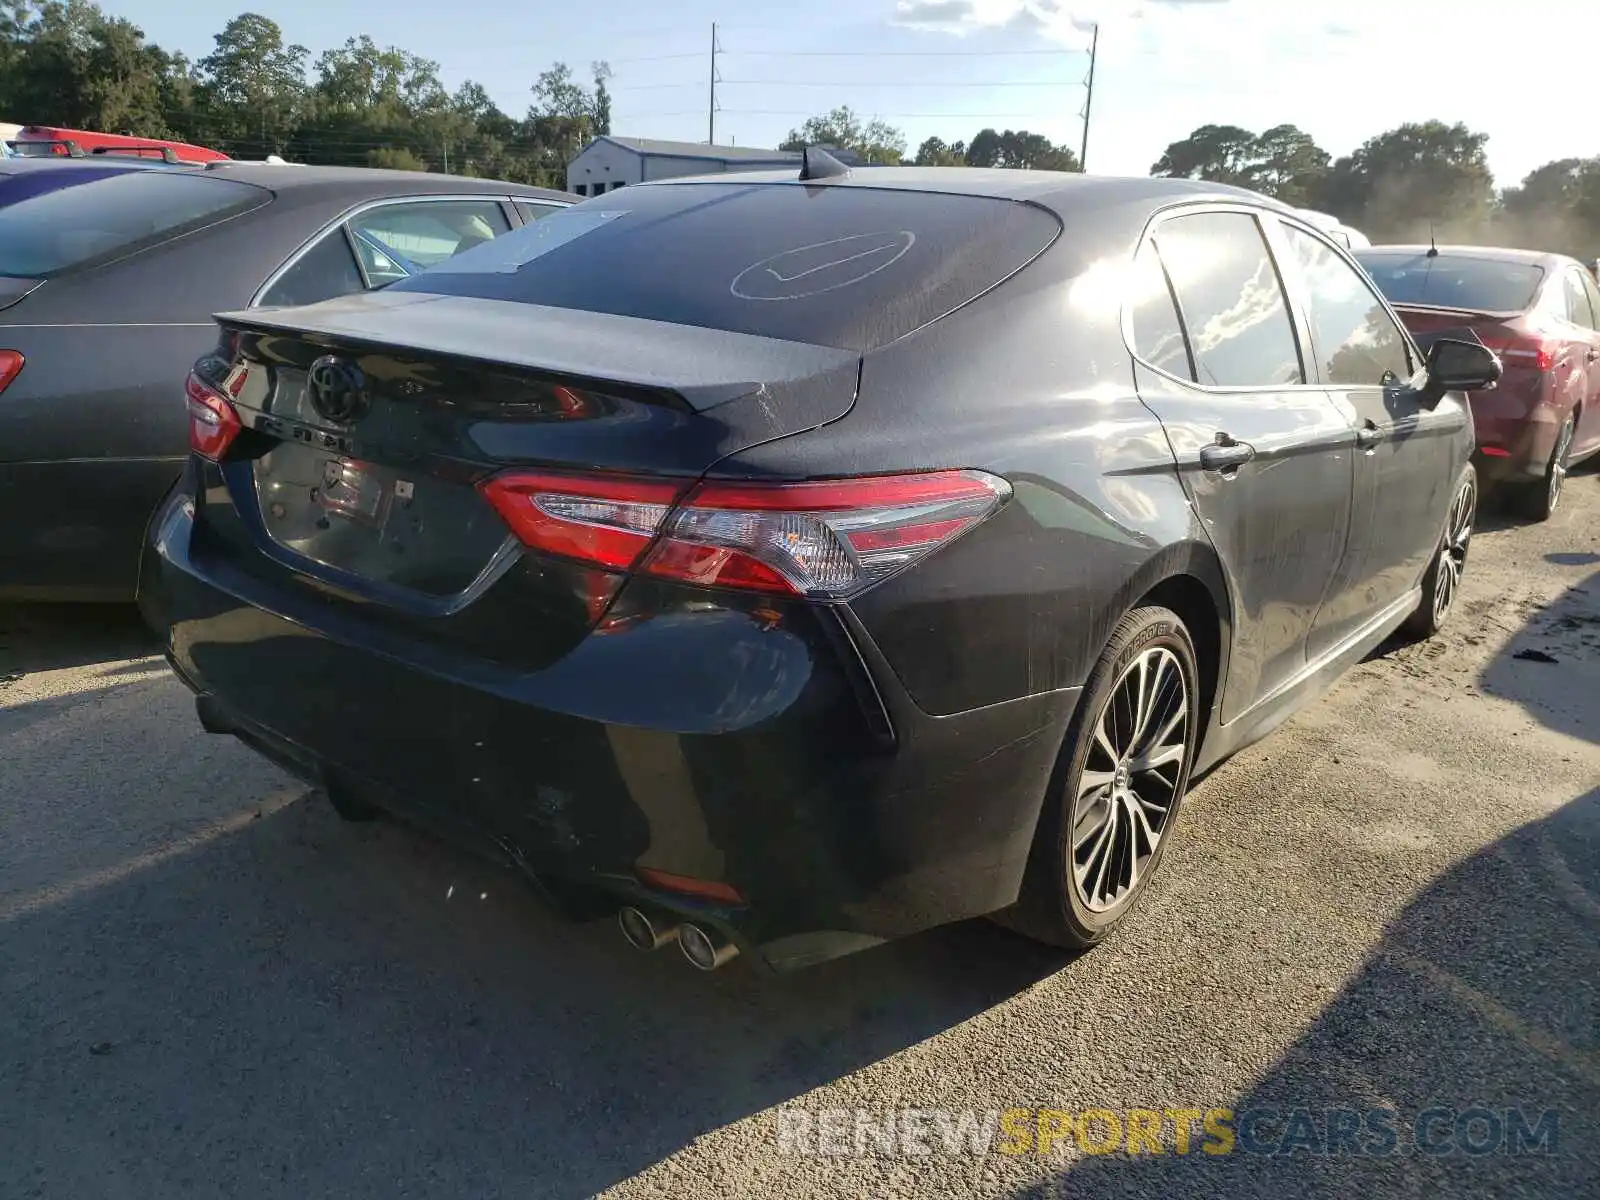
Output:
[[259, 230, 363, 307], [390, 182, 1061, 352], [1154, 211, 1303, 387], [1581, 271, 1600, 331], [1355, 252, 1544, 313], [1128, 244, 1194, 380], [514, 199, 563, 223], [0, 170, 266, 278], [1563, 269, 1596, 329]]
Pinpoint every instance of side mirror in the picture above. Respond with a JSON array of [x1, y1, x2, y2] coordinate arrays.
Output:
[[1421, 337, 1502, 406]]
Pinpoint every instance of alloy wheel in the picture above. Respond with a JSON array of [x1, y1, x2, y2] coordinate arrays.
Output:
[[1433, 474, 1476, 624], [1548, 418, 1574, 514], [1070, 646, 1190, 913]]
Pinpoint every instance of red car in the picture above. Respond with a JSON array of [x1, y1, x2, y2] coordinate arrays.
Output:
[[1355, 245, 1600, 519], [8, 125, 229, 165]]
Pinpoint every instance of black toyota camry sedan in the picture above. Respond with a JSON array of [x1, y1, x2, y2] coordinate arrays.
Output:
[[0, 158, 567, 600], [138, 160, 1501, 973]]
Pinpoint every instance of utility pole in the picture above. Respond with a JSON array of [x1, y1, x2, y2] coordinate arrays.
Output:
[[1079, 22, 1098, 173], [708, 22, 720, 145]]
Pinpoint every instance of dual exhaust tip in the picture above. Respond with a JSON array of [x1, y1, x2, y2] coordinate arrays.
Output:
[[618, 905, 739, 971]]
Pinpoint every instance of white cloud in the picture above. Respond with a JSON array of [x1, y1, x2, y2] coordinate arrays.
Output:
[[891, 0, 1104, 44]]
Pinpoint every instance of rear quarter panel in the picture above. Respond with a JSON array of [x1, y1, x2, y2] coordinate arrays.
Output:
[[715, 203, 1226, 719]]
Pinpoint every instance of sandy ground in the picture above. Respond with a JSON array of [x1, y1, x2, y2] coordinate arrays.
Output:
[[1, 468, 1596, 1200]]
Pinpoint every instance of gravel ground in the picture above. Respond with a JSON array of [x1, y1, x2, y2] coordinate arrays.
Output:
[[1, 468, 1596, 1200]]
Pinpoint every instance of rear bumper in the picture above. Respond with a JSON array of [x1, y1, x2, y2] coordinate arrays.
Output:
[[0, 456, 183, 600], [1467, 379, 1562, 483], [139, 486, 1077, 971]]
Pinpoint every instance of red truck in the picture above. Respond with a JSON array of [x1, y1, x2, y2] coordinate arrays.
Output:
[[7, 125, 229, 165]]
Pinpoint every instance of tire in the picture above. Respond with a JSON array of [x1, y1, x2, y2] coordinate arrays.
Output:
[[324, 783, 382, 823], [1401, 464, 1477, 641], [997, 606, 1200, 950], [1509, 414, 1574, 521]]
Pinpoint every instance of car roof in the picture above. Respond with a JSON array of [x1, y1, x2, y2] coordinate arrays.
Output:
[[0, 156, 569, 203], [197, 161, 568, 202], [0, 156, 179, 177], [1360, 244, 1569, 268], [632, 165, 1292, 217]]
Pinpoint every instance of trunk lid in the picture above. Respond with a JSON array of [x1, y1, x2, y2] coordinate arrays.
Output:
[[1391, 304, 1551, 422], [193, 292, 860, 669], [1390, 302, 1521, 350]]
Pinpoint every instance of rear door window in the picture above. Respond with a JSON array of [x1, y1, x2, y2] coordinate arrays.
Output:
[[1153, 211, 1304, 387], [0, 169, 267, 278], [349, 199, 511, 285], [260, 198, 521, 306], [390, 182, 1061, 352]]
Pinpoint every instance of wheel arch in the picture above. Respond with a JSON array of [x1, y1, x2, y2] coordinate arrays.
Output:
[[1118, 541, 1233, 764]]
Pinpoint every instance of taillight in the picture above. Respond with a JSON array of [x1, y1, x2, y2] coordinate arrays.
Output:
[[1477, 334, 1557, 372], [0, 350, 23, 394], [478, 471, 692, 570], [480, 467, 1011, 600], [185, 370, 243, 460], [644, 471, 1010, 597]]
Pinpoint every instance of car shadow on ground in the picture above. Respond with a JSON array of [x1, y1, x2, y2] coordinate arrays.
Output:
[[1020, 572, 1600, 1198], [0, 665, 1074, 1199], [0, 602, 158, 677]]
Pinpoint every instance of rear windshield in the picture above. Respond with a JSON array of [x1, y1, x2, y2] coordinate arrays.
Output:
[[389, 182, 1061, 351], [0, 169, 267, 278], [1354, 251, 1545, 313]]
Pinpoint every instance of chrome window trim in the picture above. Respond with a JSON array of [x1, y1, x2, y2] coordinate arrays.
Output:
[[1121, 199, 1423, 393], [250, 192, 569, 307], [1120, 200, 1313, 394]]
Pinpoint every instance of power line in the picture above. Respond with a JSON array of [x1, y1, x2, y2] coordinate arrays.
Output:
[[609, 82, 705, 92], [607, 52, 708, 65], [720, 48, 1087, 58], [712, 109, 1081, 120], [715, 80, 1079, 88]]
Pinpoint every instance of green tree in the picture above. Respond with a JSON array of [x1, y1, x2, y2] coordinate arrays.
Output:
[[1321, 121, 1494, 241], [965, 127, 1079, 171], [1150, 124, 1258, 186], [779, 106, 906, 164], [0, 1, 181, 136], [1250, 124, 1329, 206], [1496, 157, 1600, 259], [914, 136, 966, 166], [525, 60, 614, 183], [196, 13, 308, 155]]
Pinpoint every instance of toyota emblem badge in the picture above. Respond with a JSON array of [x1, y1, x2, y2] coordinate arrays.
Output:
[[307, 355, 370, 425]]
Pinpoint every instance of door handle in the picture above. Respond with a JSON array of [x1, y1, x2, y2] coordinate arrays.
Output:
[[1356, 419, 1384, 450], [1198, 436, 1256, 473]]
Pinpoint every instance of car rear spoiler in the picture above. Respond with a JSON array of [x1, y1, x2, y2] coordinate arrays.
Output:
[[215, 290, 861, 413], [1391, 302, 1522, 322]]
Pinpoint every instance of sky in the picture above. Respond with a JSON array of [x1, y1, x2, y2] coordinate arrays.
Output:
[[102, 0, 1600, 186]]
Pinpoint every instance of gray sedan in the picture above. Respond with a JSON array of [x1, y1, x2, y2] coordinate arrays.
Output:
[[0, 158, 568, 600]]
